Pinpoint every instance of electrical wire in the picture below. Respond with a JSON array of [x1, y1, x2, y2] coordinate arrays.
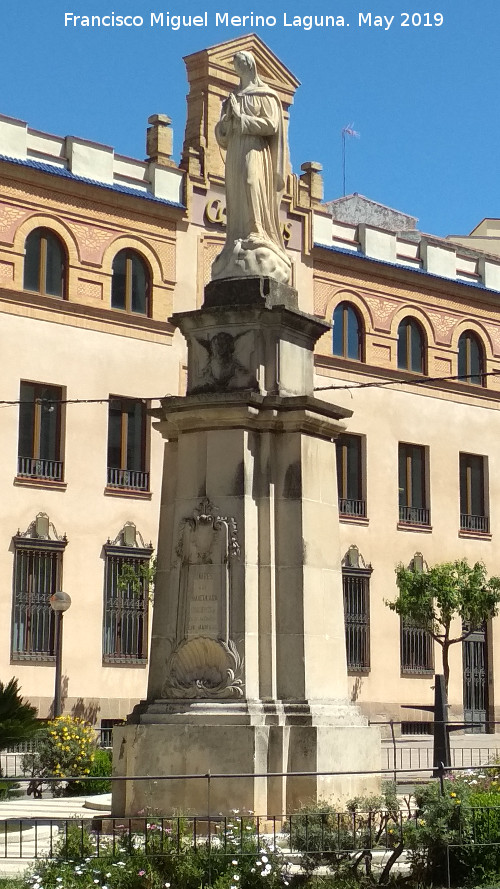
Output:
[[313, 369, 500, 392], [0, 369, 498, 404]]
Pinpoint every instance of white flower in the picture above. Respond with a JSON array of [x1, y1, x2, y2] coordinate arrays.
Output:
[[165, 883, 171, 888], [232, 860, 238, 866], [57, 880, 63, 883], [94, 881, 99, 885], [261, 856, 268, 864], [233, 876, 240, 881], [251, 869, 256, 874]]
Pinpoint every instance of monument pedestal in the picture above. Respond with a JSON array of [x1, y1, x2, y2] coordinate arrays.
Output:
[[113, 279, 380, 816]]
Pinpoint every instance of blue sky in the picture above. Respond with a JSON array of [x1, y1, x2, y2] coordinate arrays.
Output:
[[2, 0, 497, 236]]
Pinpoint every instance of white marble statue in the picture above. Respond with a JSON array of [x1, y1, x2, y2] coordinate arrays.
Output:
[[212, 51, 291, 284]]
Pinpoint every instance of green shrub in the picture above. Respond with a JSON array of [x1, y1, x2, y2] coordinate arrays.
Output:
[[82, 747, 112, 796], [24, 716, 96, 796], [285, 785, 403, 880], [406, 775, 500, 886]]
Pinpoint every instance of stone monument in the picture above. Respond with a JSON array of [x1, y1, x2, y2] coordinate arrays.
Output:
[[113, 48, 380, 817]]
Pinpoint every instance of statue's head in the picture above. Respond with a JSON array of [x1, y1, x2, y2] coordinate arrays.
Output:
[[233, 51, 258, 79]]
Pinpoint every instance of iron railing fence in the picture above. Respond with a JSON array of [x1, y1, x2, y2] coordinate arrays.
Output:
[[107, 468, 149, 492], [381, 744, 500, 773], [460, 512, 490, 533], [0, 810, 414, 861], [17, 457, 64, 482], [398, 505, 430, 525], [338, 498, 367, 518]]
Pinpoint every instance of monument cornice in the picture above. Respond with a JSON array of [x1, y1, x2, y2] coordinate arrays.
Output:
[[152, 392, 351, 440]]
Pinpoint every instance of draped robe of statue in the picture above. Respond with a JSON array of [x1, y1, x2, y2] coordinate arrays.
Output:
[[212, 65, 292, 283]]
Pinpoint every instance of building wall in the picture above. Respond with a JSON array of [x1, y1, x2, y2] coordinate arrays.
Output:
[[0, 157, 183, 722], [2, 34, 500, 737], [313, 248, 500, 730]]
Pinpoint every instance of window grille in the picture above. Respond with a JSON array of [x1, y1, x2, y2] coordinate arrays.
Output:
[[11, 517, 67, 660], [401, 618, 434, 673], [103, 551, 151, 662], [343, 567, 371, 672]]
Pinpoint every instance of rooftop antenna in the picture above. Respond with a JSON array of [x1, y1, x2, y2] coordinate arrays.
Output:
[[341, 123, 360, 196]]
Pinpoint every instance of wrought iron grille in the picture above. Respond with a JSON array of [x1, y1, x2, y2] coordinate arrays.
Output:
[[18, 456, 64, 481], [399, 505, 430, 525], [339, 498, 367, 518], [401, 619, 434, 674], [460, 513, 490, 533], [12, 547, 60, 658], [343, 572, 370, 671], [107, 467, 149, 491], [103, 554, 148, 662]]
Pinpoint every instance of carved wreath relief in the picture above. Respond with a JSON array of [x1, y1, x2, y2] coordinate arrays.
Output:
[[162, 498, 243, 699]]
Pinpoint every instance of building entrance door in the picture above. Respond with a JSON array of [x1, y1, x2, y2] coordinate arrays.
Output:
[[463, 625, 488, 733]]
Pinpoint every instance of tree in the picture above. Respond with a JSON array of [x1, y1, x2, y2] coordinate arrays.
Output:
[[388, 559, 500, 692], [0, 677, 39, 750]]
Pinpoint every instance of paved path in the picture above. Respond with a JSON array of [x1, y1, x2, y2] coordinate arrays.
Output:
[[0, 794, 111, 877]]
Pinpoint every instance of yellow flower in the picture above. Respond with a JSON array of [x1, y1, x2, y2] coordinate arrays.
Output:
[[450, 792, 456, 798]]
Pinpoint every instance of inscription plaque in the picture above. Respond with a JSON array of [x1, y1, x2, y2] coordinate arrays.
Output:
[[162, 498, 243, 699]]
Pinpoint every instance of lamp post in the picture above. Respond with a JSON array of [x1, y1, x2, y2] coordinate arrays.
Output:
[[49, 590, 71, 718]]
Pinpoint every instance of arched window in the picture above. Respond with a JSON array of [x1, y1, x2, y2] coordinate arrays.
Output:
[[23, 228, 66, 298], [332, 302, 363, 361], [458, 330, 485, 386], [111, 249, 150, 316], [397, 317, 426, 373]]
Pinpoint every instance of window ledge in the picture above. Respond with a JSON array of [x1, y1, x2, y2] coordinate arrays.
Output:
[[11, 654, 55, 663], [103, 657, 148, 666], [459, 529, 492, 540], [340, 514, 369, 526], [14, 476, 67, 491], [348, 667, 370, 675], [401, 669, 434, 677], [397, 521, 433, 533], [104, 486, 152, 500]]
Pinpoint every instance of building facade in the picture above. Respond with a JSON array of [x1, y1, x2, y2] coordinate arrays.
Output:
[[2, 35, 500, 735]]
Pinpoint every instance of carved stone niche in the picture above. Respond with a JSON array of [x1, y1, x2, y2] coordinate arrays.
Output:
[[162, 498, 243, 700]]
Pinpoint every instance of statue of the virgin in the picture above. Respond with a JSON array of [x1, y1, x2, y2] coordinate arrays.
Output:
[[212, 51, 292, 284]]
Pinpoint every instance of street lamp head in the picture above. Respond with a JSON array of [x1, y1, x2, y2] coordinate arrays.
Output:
[[50, 590, 71, 613]]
